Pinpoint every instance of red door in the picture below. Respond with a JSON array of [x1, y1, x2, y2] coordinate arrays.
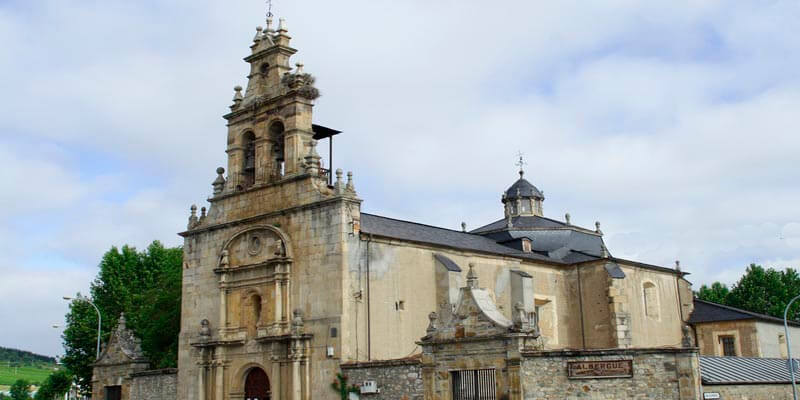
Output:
[[245, 367, 271, 400]]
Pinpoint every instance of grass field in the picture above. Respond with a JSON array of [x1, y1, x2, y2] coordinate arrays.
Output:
[[0, 363, 56, 386]]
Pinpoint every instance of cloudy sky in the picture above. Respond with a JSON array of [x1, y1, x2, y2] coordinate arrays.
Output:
[[1, 0, 799, 356]]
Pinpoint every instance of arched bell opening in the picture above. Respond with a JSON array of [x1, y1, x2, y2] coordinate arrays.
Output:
[[268, 121, 285, 180], [242, 131, 257, 188], [244, 367, 271, 400]]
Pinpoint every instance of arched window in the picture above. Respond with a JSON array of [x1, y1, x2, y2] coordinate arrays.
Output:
[[269, 121, 285, 180], [643, 282, 659, 318], [242, 131, 256, 188]]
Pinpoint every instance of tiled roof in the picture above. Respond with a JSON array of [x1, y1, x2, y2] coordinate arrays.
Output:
[[700, 356, 800, 384], [689, 299, 800, 327], [471, 215, 568, 233], [504, 178, 544, 200], [360, 213, 560, 263]]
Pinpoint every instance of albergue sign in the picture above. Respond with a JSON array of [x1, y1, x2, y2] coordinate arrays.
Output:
[[567, 360, 633, 379]]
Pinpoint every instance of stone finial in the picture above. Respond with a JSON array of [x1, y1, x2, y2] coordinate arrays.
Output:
[[266, 16, 274, 33], [682, 324, 693, 347], [426, 312, 438, 334], [188, 205, 198, 229], [303, 139, 321, 174], [467, 263, 479, 289], [595, 221, 603, 235], [291, 309, 304, 334], [277, 18, 287, 33], [295, 62, 304, 74], [461, 222, 467, 232], [212, 167, 226, 195], [565, 213, 571, 225], [253, 26, 263, 42], [200, 206, 207, 220], [232, 86, 243, 104], [675, 260, 681, 272], [119, 312, 127, 329], [199, 319, 211, 339], [219, 250, 229, 268], [346, 171, 355, 192], [334, 168, 344, 193]]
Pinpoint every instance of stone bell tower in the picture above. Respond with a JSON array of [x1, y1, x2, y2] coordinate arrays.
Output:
[[178, 13, 361, 400], [223, 17, 321, 191]]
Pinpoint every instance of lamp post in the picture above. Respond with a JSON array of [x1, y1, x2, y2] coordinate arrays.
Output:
[[784, 294, 800, 400], [63, 295, 102, 359]]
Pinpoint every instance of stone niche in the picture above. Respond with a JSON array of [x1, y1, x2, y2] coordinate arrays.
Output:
[[216, 226, 292, 340]]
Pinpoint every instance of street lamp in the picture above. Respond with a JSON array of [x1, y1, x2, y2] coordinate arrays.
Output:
[[784, 294, 800, 400], [63, 295, 102, 359]]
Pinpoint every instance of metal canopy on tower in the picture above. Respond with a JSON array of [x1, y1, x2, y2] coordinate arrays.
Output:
[[311, 124, 341, 185]]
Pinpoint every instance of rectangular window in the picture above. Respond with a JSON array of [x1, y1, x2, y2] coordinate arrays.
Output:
[[105, 386, 122, 400], [719, 335, 736, 356], [451, 369, 496, 400]]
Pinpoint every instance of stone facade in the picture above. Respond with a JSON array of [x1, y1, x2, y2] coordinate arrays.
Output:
[[130, 369, 178, 399], [701, 384, 794, 400], [520, 349, 701, 400], [340, 359, 423, 400]]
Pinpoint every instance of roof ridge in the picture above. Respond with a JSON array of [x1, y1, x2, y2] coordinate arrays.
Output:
[[360, 212, 481, 236]]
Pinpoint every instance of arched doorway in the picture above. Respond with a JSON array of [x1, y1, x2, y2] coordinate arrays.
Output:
[[245, 367, 271, 400]]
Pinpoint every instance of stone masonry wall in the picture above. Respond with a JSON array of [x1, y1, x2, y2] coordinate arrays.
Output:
[[702, 383, 794, 400], [130, 369, 177, 400], [341, 359, 423, 400], [520, 348, 700, 400]]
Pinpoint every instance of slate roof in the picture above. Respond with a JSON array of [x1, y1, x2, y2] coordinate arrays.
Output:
[[700, 356, 800, 384], [471, 215, 568, 233], [689, 299, 800, 327], [360, 213, 559, 263], [504, 177, 544, 200]]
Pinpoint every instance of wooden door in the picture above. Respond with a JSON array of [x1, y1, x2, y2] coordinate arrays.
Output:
[[245, 367, 271, 400]]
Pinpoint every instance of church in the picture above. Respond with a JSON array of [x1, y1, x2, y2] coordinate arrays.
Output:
[[158, 13, 712, 400]]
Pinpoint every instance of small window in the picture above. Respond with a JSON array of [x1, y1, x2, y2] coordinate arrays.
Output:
[[719, 335, 736, 356], [260, 63, 269, 74], [451, 369, 496, 400], [330, 327, 338, 338], [396, 300, 405, 311]]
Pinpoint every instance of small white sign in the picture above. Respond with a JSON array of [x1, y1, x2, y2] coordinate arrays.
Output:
[[703, 393, 720, 399]]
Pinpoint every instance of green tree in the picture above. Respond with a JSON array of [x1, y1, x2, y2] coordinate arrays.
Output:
[[61, 241, 182, 394], [9, 379, 31, 400], [330, 373, 359, 400], [34, 370, 72, 400], [696, 282, 730, 304]]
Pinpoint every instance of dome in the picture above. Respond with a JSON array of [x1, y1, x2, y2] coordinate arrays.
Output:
[[504, 177, 544, 200]]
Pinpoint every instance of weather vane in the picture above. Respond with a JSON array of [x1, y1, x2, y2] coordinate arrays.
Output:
[[266, 0, 273, 18], [515, 151, 527, 177]]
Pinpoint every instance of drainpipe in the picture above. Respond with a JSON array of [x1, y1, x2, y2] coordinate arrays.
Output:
[[366, 234, 373, 360], [577, 266, 586, 349]]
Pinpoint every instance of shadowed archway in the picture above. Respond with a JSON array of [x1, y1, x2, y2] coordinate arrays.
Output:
[[244, 367, 271, 400]]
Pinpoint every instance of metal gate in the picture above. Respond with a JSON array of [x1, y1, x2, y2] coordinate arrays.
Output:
[[451, 369, 497, 400]]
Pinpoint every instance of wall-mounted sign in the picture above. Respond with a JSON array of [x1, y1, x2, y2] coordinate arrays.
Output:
[[567, 360, 633, 379], [703, 393, 720, 399]]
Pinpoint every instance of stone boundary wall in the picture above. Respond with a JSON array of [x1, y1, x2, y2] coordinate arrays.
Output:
[[341, 358, 423, 400], [702, 383, 794, 400], [520, 348, 700, 400], [130, 368, 178, 400]]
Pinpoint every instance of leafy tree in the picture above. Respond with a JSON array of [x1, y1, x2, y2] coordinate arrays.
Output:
[[61, 241, 182, 394], [696, 264, 800, 321], [9, 379, 31, 400], [696, 282, 730, 304], [330, 373, 359, 400], [34, 370, 72, 400]]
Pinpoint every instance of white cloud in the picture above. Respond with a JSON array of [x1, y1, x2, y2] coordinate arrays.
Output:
[[1, 0, 800, 355]]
